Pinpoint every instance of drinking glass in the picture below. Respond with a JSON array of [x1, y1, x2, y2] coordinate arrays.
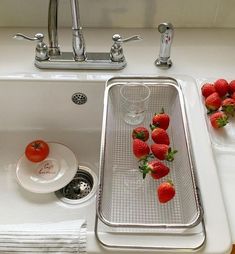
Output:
[[120, 83, 150, 125]]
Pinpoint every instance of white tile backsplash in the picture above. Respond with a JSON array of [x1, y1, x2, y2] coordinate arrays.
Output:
[[0, 0, 234, 28], [215, 0, 235, 27]]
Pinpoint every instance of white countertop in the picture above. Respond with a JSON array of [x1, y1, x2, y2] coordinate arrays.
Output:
[[1, 27, 235, 252]]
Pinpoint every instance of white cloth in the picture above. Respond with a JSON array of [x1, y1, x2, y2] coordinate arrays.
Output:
[[0, 220, 86, 253]]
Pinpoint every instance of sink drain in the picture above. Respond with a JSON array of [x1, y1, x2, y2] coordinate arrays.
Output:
[[55, 165, 97, 205]]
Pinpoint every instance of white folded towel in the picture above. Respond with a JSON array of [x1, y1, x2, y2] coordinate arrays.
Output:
[[0, 220, 86, 254]]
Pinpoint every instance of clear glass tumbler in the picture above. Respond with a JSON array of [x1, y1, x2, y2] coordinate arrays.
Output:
[[120, 83, 151, 125]]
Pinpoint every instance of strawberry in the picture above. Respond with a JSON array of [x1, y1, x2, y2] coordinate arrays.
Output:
[[222, 98, 235, 116], [132, 139, 150, 160], [201, 83, 216, 98], [151, 127, 170, 145], [205, 92, 222, 112], [152, 108, 170, 130], [214, 79, 229, 97], [139, 160, 170, 179], [151, 144, 177, 162], [132, 126, 149, 141], [157, 180, 176, 203], [231, 92, 235, 100], [229, 80, 235, 94], [209, 111, 229, 129]]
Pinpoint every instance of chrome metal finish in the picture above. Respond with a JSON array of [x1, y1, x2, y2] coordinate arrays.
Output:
[[35, 52, 127, 70], [14, 33, 43, 42], [110, 34, 142, 62], [55, 165, 98, 205], [95, 214, 206, 250], [48, 0, 60, 56], [155, 23, 174, 69], [71, 0, 86, 61], [95, 75, 206, 250], [71, 92, 87, 105], [15, 1, 141, 69], [57, 169, 93, 200], [14, 33, 49, 61], [97, 76, 202, 229]]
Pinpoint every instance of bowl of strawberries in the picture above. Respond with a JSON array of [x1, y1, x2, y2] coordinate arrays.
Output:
[[201, 78, 235, 147]]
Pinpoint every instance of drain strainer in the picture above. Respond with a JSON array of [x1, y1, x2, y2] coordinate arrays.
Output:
[[71, 92, 87, 105], [55, 165, 97, 205]]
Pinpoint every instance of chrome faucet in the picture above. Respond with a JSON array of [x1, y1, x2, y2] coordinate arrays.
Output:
[[70, 0, 86, 61], [14, 0, 141, 70], [48, 0, 60, 56], [155, 23, 174, 69]]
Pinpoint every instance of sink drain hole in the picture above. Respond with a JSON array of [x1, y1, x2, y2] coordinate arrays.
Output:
[[55, 165, 97, 205], [71, 93, 87, 105]]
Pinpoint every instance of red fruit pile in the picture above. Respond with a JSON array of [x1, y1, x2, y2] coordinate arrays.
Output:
[[201, 79, 235, 129], [131, 109, 177, 203]]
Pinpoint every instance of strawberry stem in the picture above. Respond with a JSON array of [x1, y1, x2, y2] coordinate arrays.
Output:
[[167, 179, 174, 186], [166, 148, 178, 162], [216, 115, 229, 127], [160, 107, 165, 114], [133, 130, 145, 140], [150, 124, 156, 131], [222, 105, 235, 116], [139, 162, 150, 179]]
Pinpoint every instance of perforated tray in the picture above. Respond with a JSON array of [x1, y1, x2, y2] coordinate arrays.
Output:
[[97, 76, 202, 229]]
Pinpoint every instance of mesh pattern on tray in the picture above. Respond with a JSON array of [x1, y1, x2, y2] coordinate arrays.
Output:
[[99, 81, 199, 227]]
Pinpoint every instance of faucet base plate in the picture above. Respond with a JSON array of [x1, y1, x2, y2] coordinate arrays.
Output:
[[155, 58, 172, 69], [35, 52, 127, 70]]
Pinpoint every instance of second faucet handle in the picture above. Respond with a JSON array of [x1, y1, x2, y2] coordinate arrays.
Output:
[[110, 34, 142, 62], [14, 33, 49, 61]]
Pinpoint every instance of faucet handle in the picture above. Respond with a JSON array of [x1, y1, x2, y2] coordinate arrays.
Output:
[[14, 33, 45, 42], [110, 34, 142, 62], [13, 33, 49, 61], [112, 34, 142, 44]]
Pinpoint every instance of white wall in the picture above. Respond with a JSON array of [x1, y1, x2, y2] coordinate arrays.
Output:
[[0, 0, 235, 28]]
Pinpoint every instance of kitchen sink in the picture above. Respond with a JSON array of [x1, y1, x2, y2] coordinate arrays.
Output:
[[0, 78, 105, 230], [0, 75, 231, 254]]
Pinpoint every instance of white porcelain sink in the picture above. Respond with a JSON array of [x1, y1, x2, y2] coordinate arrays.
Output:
[[0, 78, 105, 231], [0, 75, 231, 254]]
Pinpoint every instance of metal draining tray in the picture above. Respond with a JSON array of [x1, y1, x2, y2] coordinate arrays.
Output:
[[97, 76, 202, 229]]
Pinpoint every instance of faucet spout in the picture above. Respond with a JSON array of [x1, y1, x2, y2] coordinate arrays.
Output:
[[48, 0, 86, 61], [48, 0, 60, 56], [70, 0, 86, 61]]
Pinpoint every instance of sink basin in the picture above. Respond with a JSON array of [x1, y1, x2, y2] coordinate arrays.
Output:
[[0, 78, 105, 231], [0, 75, 231, 254]]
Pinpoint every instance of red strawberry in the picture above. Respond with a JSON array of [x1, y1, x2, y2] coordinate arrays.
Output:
[[132, 127, 149, 141], [205, 92, 222, 112], [229, 80, 235, 94], [151, 144, 177, 162], [133, 139, 150, 160], [139, 160, 170, 179], [222, 98, 235, 116], [201, 83, 216, 98], [209, 111, 229, 129], [214, 79, 229, 97], [152, 109, 170, 130], [157, 180, 176, 203], [231, 92, 235, 100], [151, 127, 170, 145]]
